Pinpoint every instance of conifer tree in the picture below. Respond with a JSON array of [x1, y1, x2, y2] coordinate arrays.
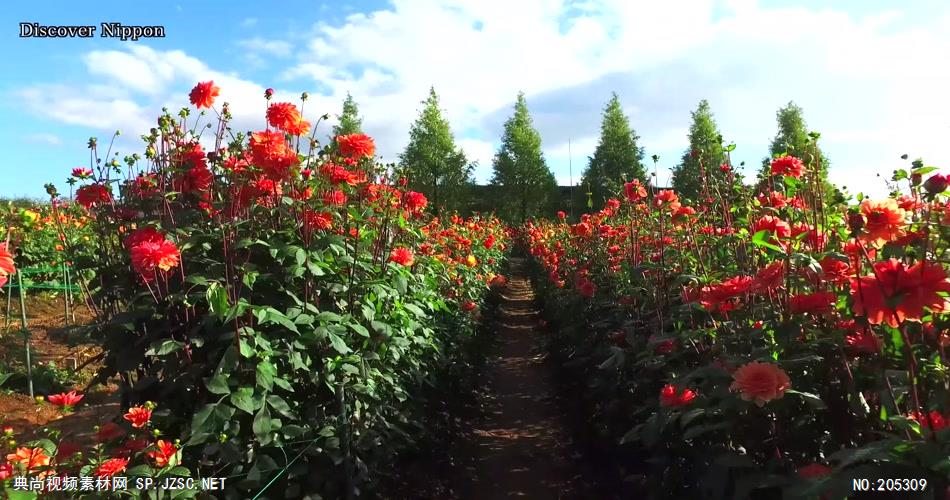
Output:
[[490, 92, 558, 222], [332, 92, 363, 137], [671, 100, 724, 201], [756, 102, 832, 194], [399, 87, 472, 212], [580, 93, 645, 210]]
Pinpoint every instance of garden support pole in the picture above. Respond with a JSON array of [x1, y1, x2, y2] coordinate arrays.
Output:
[[63, 262, 71, 326], [3, 279, 11, 334], [17, 272, 33, 398], [338, 382, 354, 500]]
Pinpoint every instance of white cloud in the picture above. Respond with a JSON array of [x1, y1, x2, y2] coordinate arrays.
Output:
[[241, 17, 258, 27], [12, 0, 950, 198]]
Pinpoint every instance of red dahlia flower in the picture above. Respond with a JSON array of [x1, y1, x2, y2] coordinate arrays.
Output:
[[0, 243, 15, 288], [623, 179, 647, 203], [95, 457, 129, 477], [851, 259, 950, 327], [123, 227, 165, 250], [336, 133, 376, 159], [267, 102, 304, 133], [48, 390, 84, 411], [130, 239, 181, 280], [76, 183, 112, 208], [71, 167, 93, 178], [189, 81, 220, 109], [123, 406, 152, 429], [859, 199, 906, 247], [770, 155, 805, 178], [789, 291, 836, 315], [147, 440, 178, 468], [730, 361, 791, 407], [659, 384, 697, 407], [302, 210, 334, 232], [388, 247, 414, 266]]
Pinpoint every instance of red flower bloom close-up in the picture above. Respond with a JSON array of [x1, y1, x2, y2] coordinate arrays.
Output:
[[770, 155, 805, 178], [851, 259, 950, 327], [336, 133, 376, 159], [189, 80, 220, 109], [123, 406, 152, 429], [388, 247, 414, 266], [76, 183, 112, 209], [130, 238, 181, 280], [730, 361, 791, 407], [95, 457, 129, 477]]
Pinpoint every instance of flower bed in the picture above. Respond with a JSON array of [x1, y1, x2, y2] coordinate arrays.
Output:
[[527, 162, 950, 498], [2, 82, 510, 498]]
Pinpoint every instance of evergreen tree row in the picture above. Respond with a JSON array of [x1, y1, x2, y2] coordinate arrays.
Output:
[[329, 90, 830, 220]]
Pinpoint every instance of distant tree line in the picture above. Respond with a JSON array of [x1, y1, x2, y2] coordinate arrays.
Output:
[[330, 90, 831, 221]]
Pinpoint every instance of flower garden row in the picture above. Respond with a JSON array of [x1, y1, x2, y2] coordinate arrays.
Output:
[[1, 82, 510, 498], [526, 156, 950, 498]]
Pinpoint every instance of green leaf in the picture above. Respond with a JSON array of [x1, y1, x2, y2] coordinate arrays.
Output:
[[295, 247, 307, 266], [206, 283, 229, 319], [253, 404, 272, 443], [350, 323, 370, 337], [239, 338, 255, 358], [912, 166, 939, 176], [267, 395, 295, 418], [404, 303, 426, 317], [395, 275, 408, 294], [230, 387, 257, 414], [307, 259, 325, 276], [146, 339, 184, 356], [751, 230, 784, 253], [328, 333, 350, 354], [256, 360, 276, 391], [205, 373, 230, 395]]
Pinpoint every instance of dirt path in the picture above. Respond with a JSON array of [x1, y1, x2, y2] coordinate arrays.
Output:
[[457, 258, 591, 500]]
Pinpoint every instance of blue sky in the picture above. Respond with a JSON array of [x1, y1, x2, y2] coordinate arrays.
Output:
[[2, 0, 949, 198]]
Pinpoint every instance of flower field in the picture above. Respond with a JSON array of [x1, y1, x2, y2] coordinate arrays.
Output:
[[2, 79, 949, 500], [1, 83, 510, 498], [526, 161, 950, 497]]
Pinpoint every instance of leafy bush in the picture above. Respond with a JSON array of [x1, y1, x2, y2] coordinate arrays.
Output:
[[29, 82, 509, 497]]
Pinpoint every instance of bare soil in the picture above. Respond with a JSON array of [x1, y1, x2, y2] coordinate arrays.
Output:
[[392, 258, 619, 499], [0, 294, 119, 442]]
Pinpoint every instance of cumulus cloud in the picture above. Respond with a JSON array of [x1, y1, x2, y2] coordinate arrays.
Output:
[[12, 0, 950, 198]]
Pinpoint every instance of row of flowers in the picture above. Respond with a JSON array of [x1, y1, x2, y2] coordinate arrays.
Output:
[[1, 401, 190, 497], [8, 81, 511, 497], [526, 153, 950, 498]]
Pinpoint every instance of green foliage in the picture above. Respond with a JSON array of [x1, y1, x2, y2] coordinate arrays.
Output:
[[490, 92, 558, 222], [580, 93, 646, 211], [757, 101, 834, 196], [399, 87, 474, 213], [332, 92, 363, 137], [671, 100, 725, 201]]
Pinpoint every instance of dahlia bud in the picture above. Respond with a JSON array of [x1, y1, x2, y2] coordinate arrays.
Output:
[[923, 174, 949, 194], [720, 163, 731, 173], [301, 92, 309, 101], [264, 88, 274, 100], [2, 426, 12, 436], [911, 172, 922, 186], [848, 212, 865, 233]]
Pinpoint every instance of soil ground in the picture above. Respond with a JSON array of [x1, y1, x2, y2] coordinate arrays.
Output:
[[392, 258, 621, 499], [0, 293, 119, 442]]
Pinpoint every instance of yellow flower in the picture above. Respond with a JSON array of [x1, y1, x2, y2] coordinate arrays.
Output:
[[465, 255, 478, 267]]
